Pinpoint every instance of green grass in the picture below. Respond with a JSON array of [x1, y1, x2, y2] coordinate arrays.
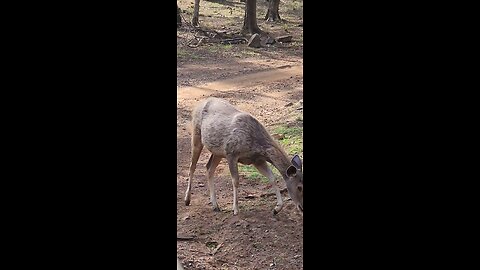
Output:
[[238, 164, 267, 182], [177, 48, 201, 59], [273, 126, 302, 138], [238, 163, 282, 183], [273, 125, 303, 157], [206, 43, 233, 53], [243, 49, 260, 56]]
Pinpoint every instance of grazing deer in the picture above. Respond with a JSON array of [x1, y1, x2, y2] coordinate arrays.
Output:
[[184, 97, 303, 215]]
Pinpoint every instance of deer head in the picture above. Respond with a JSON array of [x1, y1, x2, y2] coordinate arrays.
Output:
[[285, 154, 303, 213]]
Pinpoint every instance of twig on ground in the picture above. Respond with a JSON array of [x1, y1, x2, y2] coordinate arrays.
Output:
[[177, 234, 195, 241], [211, 242, 224, 255], [260, 187, 288, 197]]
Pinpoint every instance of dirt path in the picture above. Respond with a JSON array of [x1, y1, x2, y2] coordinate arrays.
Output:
[[177, 60, 303, 270], [177, 64, 302, 100]]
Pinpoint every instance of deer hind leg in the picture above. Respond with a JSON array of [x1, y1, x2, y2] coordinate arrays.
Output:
[[226, 155, 240, 215], [185, 134, 203, 206], [206, 154, 222, 211], [254, 161, 284, 215]]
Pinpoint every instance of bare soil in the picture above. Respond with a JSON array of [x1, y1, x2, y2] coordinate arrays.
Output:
[[177, 1, 303, 269]]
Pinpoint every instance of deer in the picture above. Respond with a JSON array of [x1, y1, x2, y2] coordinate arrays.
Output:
[[184, 97, 303, 215]]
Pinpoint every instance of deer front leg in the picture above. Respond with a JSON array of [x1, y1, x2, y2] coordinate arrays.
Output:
[[226, 156, 240, 215], [254, 161, 283, 215]]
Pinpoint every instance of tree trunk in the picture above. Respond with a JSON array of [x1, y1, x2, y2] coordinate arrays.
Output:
[[265, 0, 281, 22], [242, 0, 262, 34], [192, 0, 200, 26], [177, 4, 182, 27]]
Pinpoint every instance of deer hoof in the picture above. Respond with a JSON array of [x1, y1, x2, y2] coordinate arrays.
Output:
[[185, 197, 191, 206], [213, 206, 221, 212]]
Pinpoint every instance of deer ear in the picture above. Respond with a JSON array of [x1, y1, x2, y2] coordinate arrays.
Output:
[[291, 155, 302, 170], [286, 165, 297, 177]]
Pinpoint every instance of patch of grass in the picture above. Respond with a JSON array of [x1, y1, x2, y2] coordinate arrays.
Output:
[[238, 163, 282, 183], [243, 49, 260, 56], [177, 48, 200, 59], [205, 43, 234, 54], [273, 126, 303, 157], [205, 241, 218, 249], [238, 164, 267, 182], [274, 126, 302, 139]]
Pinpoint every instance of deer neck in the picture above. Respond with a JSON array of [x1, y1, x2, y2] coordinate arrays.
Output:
[[266, 146, 291, 179]]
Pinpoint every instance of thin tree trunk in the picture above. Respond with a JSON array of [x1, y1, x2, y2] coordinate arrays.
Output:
[[265, 0, 281, 22], [242, 0, 262, 34], [192, 0, 200, 26], [177, 4, 182, 27]]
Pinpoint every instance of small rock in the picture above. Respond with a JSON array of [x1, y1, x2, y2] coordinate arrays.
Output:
[[235, 220, 249, 228], [266, 36, 276, 44], [275, 35, 293, 43], [248, 33, 262, 48], [294, 255, 301, 259], [261, 36, 276, 46], [198, 183, 205, 187], [285, 102, 294, 107], [183, 215, 190, 220]]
